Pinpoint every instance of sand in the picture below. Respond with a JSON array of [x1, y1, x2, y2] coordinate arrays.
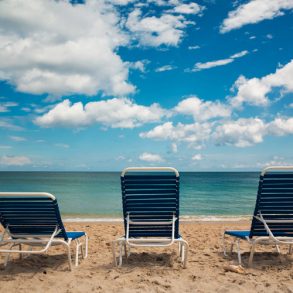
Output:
[[0, 221, 293, 292]]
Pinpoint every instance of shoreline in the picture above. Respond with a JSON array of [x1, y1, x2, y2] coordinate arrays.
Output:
[[63, 215, 251, 223]]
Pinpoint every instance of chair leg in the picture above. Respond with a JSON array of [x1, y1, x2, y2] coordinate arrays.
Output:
[[236, 239, 242, 265], [179, 242, 183, 258], [289, 244, 292, 255], [183, 242, 189, 268], [85, 233, 88, 258], [230, 238, 236, 255], [75, 240, 81, 267], [222, 233, 227, 256], [119, 241, 123, 267], [275, 244, 280, 254], [179, 239, 189, 268], [248, 242, 255, 267], [64, 243, 72, 271], [124, 242, 128, 258], [18, 244, 22, 260], [4, 243, 14, 267], [112, 241, 117, 266]]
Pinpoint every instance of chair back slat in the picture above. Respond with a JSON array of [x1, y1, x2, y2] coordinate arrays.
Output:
[[0, 193, 68, 240], [121, 168, 180, 238], [250, 167, 293, 238]]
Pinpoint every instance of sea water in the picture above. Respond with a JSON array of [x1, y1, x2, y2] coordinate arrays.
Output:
[[0, 172, 259, 219]]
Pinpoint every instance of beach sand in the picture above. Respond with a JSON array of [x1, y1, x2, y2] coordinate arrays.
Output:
[[1, 221, 293, 292]]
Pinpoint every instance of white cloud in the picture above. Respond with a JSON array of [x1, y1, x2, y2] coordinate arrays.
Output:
[[213, 117, 293, 147], [109, 0, 136, 5], [171, 3, 203, 14], [140, 121, 211, 148], [9, 136, 27, 142], [267, 117, 293, 136], [192, 154, 202, 161], [213, 118, 266, 147], [174, 96, 231, 121], [0, 155, 31, 166], [188, 45, 200, 50], [126, 8, 189, 47], [171, 142, 178, 153], [127, 60, 148, 72], [221, 0, 293, 33], [35, 98, 167, 129], [0, 120, 23, 131], [0, 0, 134, 96], [230, 59, 293, 108], [139, 152, 164, 162], [257, 156, 292, 168], [0, 102, 18, 112], [0, 145, 12, 149], [192, 50, 248, 71], [54, 143, 70, 148], [141, 116, 293, 149], [155, 65, 176, 72]]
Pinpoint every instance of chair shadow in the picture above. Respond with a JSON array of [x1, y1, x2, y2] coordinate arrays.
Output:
[[220, 250, 293, 270], [0, 252, 71, 275], [112, 252, 177, 269]]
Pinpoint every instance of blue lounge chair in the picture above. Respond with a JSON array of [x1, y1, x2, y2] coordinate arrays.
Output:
[[223, 166, 293, 266], [112, 167, 189, 267], [0, 192, 88, 270]]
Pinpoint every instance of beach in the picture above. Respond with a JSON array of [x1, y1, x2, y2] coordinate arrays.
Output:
[[1, 221, 293, 292]]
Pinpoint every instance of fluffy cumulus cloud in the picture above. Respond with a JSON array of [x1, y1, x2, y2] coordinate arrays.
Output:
[[221, 0, 293, 33], [0, 155, 31, 166], [35, 98, 167, 128], [141, 116, 293, 148], [230, 59, 293, 108], [174, 96, 231, 121], [192, 50, 248, 72], [0, 0, 134, 96], [213, 118, 266, 147], [267, 117, 293, 136], [171, 2, 203, 14], [140, 121, 212, 148], [213, 117, 293, 147], [126, 8, 189, 47], [139, 152, 164, 162]]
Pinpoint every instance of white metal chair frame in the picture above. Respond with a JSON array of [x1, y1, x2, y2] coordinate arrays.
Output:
[[0, 192, 88, 271], [223, 166, 293, 266], [112, 167, 189, 268]]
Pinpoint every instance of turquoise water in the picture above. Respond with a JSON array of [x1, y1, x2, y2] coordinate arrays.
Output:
[[0, 172, 259, 217]]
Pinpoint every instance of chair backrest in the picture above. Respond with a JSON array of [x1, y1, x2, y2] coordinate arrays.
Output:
[[121, 167, 180, 238], [0, 192, 68, 240], [250, 166, 293, 238]]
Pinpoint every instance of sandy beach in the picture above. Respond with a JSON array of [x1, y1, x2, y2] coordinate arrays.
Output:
[[0, 221, 293, 293]]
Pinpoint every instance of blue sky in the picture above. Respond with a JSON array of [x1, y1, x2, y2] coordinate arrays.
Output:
[[0, 0, 292, 171]]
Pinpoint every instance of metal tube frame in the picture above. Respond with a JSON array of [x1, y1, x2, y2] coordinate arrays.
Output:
[[112, 214, 188, 268], [0, 226, 88, 271]]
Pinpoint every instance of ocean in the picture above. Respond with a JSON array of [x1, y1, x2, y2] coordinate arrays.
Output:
[[0, 172, 259, 219]]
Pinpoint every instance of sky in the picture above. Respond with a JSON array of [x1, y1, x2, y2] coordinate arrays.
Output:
[[0, 0, 292, 171]]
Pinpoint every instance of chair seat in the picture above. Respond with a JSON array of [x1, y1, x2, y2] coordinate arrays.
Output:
[[66, 231, 85, 240], [225, 230, 293, 239], [225, 230, 250, 239]]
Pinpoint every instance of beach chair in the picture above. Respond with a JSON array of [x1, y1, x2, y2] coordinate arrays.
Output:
[[0, 192, 88, 270], [112, 167, 189, 267], [223, 166, 293, 266]]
